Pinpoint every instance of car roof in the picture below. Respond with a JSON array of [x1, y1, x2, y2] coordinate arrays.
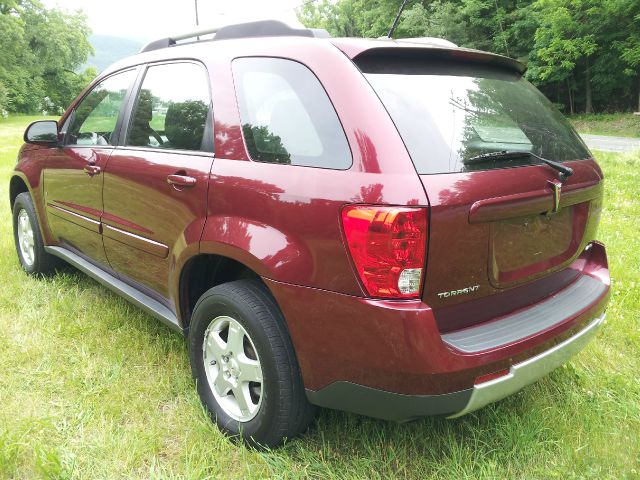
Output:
[[100, 21, 525, 78]]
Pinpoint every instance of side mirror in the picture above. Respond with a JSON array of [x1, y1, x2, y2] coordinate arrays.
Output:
[[24, 120, 60, 146]]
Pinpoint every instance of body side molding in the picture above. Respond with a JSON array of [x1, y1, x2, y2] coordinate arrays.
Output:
[[45, 246, 183, 334]]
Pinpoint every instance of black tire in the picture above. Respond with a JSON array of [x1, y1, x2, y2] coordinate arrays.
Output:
[[188, 279, 316, 448], [12, 192, 61, 275]]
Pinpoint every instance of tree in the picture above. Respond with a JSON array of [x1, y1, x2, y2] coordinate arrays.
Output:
[[613, 5, 640, 111], [299, 0, 538, 61], [0, 0, 94, 113], [530, 0, 601, 113], [530, 0, 639, 113], [298, 0, 640, 113], [298, 0, 395, 37]]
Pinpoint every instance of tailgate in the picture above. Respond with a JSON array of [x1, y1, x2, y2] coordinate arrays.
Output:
[[420, 159, 603, 311], [356, 49, 604, 323]]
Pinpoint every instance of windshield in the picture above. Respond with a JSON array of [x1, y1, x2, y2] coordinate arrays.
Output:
[[363, 62, 591, 174]]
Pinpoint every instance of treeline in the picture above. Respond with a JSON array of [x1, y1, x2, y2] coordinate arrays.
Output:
[[299, 0, 640, 114], [1, 0, 638, 115], [0, 0, 95, 115]]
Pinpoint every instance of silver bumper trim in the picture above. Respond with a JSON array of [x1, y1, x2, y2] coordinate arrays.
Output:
[[448, 313, 605, 418]]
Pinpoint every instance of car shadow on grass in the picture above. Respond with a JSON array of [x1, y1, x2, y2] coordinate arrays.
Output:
[[261, 366, 602, 477], [23, 265, 614, 478]]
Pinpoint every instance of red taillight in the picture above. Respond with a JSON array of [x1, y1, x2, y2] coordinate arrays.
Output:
[[341, 205, 428, 299]]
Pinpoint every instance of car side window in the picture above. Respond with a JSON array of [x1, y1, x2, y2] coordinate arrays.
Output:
[[126, 62, 212, 152], [232, 57, 352, 169], [66, 69, 136, 146]]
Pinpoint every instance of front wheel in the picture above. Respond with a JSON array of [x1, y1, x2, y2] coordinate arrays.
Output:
[[188, 279, 316, 448], [12, 192, 61, 275]]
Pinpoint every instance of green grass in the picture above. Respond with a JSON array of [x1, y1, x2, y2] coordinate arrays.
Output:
[[1, 114, 639, 479], [570, 113, 640, 138]]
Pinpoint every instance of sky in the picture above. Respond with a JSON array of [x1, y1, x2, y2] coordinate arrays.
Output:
[[42, 0, 308, 41]]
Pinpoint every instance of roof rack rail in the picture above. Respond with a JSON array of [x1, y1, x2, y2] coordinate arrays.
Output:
[[139, 20, 331, 53], [395, 37, 458, 48]]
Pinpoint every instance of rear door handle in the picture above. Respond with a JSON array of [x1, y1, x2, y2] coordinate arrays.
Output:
[[84, 164, 101, 176], [167, 174, 197, 187]]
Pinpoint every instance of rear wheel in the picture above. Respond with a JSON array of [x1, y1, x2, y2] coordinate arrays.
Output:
[[188, 279, 316, 448], [12, 192, 60, 275]]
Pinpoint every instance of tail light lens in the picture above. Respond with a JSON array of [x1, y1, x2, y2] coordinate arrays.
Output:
[[341, 205, 428, 299], [474, 369, 510, 385]]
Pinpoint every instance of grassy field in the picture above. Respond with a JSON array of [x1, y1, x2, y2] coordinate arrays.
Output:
[[0, 115, 639, 479], [569, 113, 640, 138]]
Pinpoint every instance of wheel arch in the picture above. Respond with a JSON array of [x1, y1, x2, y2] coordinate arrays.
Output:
[[179, 252, 268, 330], [198, 215, 313, 286], [178, 215, 312, 333], [10, 174, 30, 210], [9, 172, 54, 245]]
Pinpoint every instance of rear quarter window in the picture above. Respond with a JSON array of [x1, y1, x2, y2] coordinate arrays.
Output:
[[232, 57, 351, 169]]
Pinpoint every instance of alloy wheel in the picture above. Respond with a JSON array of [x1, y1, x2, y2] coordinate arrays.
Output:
[[203, 315, 264, 422], [17, 209, 35, 267]]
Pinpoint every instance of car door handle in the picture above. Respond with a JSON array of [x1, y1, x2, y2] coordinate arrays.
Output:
[[167, 174, 197, 187], [84, 164, 101, 176]]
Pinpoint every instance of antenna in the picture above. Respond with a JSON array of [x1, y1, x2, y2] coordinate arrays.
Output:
[[194, 0, 200, 40], [387, 0, 410, 38]]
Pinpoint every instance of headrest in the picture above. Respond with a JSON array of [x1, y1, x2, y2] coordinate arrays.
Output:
[[135, 89, 153, 123], [164, 100, 209, 151]]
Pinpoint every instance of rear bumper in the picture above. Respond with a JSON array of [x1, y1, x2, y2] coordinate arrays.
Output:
[[448, 312, 604, 419], [265, 241, 609, 418], [440, 273, 606, 353], [305, 313, 604, 421]]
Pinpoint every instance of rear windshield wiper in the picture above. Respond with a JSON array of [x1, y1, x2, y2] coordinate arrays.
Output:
[[464, 150, 574, 182]]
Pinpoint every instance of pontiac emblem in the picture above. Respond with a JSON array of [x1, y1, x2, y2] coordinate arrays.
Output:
[[547, 180, 562, 214]]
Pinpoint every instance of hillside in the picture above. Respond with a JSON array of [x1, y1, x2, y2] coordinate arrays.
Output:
[[85, 35, 144, 72]]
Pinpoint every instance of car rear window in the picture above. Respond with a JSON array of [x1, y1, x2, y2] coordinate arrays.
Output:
[[232, 57, 351, 169], [359, 57, 590, 174]]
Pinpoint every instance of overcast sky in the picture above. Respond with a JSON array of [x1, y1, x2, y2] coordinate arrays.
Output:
[[43, 0, 307, 41]]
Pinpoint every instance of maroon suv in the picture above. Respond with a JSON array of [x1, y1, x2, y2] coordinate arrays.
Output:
[[10, 21, 610, 447]]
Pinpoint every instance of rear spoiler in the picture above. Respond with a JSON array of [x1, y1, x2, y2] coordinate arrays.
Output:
[[351, 46, 527, 76]]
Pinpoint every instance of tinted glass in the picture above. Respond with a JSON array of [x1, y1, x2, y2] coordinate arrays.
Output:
[[363, 61, 590, 174], [127, 63, 211, 152], [67, 70, 136, 146], [233, 58, 351, 169]]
